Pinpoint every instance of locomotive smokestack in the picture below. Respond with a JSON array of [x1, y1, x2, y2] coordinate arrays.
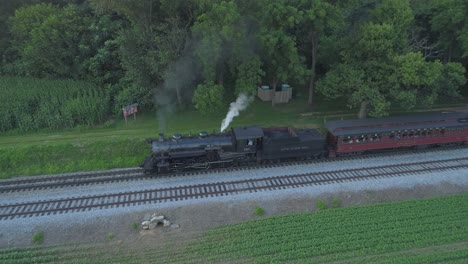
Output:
[[158, 133, 164, 142]]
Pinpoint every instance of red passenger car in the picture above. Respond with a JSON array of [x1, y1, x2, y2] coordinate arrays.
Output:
[[325, 112, 468, 157]]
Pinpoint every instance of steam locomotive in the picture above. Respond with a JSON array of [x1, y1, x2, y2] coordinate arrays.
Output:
[[141, 111, 468, 173]]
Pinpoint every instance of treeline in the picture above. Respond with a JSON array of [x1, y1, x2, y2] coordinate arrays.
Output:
[[0, 0, 467, 124]]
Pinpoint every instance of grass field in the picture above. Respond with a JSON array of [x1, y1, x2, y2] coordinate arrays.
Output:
[[1, 94, 467, 178], [0, 97, 321, 178], [0, 194, 466, 263]]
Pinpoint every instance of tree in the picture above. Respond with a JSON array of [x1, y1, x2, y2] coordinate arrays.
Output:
[[83, 14, 128, 85], [192, 82, 224, 114], [295, 0, 340, 106], [235, 57, 264, 96], [9, 3, 92, 78], [430, 0, 468, 62], [0, 0, 38, 71], [90, 0, 198, 114], [191, 0, 262, 112], [258, 0, 308, 106], [317, 0, 465, 118], [192, 0, 247, 84]]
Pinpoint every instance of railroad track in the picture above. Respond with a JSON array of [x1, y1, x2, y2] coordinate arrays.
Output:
[[0, 168, 145, 193], [1, 145, 467, 193], [1, 157, 467, 220]]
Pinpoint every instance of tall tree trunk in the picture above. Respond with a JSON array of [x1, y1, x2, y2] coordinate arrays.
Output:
[[217, 70, 224, 85], [271, 78, 277, 107], [308, 73, 315, 105], [308, 33, 318, 106], [175, 86, 182, 107], [447, 43, 453, 62], [358, 101, 368, 119]]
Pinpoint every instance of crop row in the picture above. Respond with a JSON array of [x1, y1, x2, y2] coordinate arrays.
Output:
[[208, 195, 466, 235], [0, 77, 109, 132], [195, 211, 466, 252], [187, 194, 467, 261]]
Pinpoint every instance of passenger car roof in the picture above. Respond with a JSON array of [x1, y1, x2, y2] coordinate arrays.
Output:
[[325, 111, 468, 136]]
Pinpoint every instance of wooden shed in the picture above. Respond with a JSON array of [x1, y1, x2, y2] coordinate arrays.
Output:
[[257, 84, 292, 104]]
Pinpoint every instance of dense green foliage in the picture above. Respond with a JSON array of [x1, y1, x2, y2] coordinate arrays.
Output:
[[0, 77, 108, 132], [0, 0, 467, 133], [0, 194, 466, 263]]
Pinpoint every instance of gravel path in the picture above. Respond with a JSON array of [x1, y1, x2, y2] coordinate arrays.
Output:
[[0, 148, 467, 247]]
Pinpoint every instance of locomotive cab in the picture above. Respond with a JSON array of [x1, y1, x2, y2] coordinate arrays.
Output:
[[231, 126, 264, 153]]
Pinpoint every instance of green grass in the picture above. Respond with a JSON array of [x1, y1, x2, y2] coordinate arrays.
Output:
[[0, 139, 147, 179], [253, 207, 265, 216], [32, 232, 44, 245], [332, 198, 342, 208], [1, 194, 466, 263], [315, 199, 327, 210]]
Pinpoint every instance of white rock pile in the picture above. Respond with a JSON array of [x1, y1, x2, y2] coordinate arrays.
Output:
[[141, 213, 180, 230]]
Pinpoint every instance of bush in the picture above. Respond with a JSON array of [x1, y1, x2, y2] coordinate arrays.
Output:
[[32, 232, 44, 244], [253, 207, 265, 216], [332, 198, 342, 208], [107, 233, 114, 239], [131, 222, 139, 230], [316, 200, 327, 210], [103, 119, 116, 128], [192, 82, 225, 114]]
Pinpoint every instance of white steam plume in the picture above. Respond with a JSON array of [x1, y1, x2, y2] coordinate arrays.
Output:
[[220, 94, 254, 132]]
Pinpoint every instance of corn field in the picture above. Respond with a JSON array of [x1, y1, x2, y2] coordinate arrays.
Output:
[[0, 77, 109, 132]]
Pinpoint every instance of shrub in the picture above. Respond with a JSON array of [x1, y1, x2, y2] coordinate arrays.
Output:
[[32, 232, 44, 244], [107, 233, 114, 239], [192, 82, 225, 114], [253, 207, 265, 216], [332, 198, 342, 208], [103, 119, 116, 128], [131, 222, 139, 230], [316, 200, 327, 210]]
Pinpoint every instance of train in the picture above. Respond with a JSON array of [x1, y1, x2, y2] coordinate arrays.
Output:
[[141, 111, 468, 173]]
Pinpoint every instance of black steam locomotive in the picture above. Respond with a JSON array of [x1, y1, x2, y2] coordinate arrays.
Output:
[[142, 111, 468, 174], [142, 126, 326, 173]]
